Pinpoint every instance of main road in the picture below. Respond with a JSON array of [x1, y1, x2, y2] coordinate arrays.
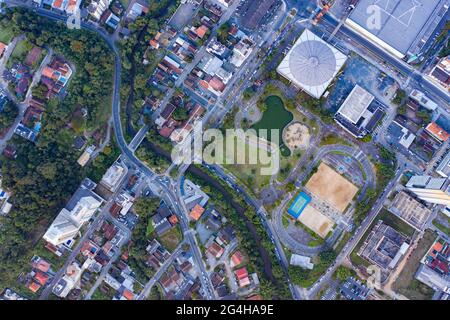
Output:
[[322, 14, 450, 107], [3, 1, 217, 300]]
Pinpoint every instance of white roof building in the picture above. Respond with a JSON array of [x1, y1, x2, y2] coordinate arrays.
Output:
[[409, 89, 438, 111], [43, 179, 103, 246], [100, 161, 128, 192], [437, 151, 450, 178], [43, 213, 80, 246], [87, 0, 111, 21], [336, 85, 374, 124], [277, 29, 347, 99], [290, 254, 314, 270], [200, 54, 224, 75], [53, 262, 83, 298], [407, 175, 450, 205], [229, 38, 253, 68], [345, 0, 449, 59]]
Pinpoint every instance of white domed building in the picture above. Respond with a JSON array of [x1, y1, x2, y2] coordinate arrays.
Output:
[[277, 29, 347, 99]]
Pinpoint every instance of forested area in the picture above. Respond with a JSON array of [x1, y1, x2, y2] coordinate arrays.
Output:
[[127, 197, 161, 283], [1, 9, 114, 131], [119, 0, 179, 134], [0, 101, 19, 132], [0, 9, 114, 291], [185, 166, 291, 299]]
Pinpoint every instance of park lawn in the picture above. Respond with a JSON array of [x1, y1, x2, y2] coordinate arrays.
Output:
[[319, 134, 352, 147], [350, 209, 416, 267], [221, 133, 273, 193], [290, 108, 319, 136], [146, 220, 154, 237], [7, 38, 33, 68], [91, 285, 116, 300], [222, 98, 299, 190], [392, 230, 437, 300], [0, 25, 15, 44], [432, 215, 450, 236], [158, 225, 182, 252], [278, 149, 301, 182]]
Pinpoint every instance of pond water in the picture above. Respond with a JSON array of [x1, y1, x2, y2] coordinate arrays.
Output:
[[251, 95, 293, 156]]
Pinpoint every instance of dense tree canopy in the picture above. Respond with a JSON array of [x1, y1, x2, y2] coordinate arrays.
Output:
[[0, 101, 19, 132], [0, 9, 115, 291]]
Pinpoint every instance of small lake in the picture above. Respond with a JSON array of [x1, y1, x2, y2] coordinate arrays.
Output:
[[251, 95, 293, 156]]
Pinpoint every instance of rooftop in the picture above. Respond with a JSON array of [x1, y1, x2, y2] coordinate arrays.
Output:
[[425, 122, 450, 142], [277, 29, 347, 99], [347, 0, 449, 58], [336, 85, 374, 124]]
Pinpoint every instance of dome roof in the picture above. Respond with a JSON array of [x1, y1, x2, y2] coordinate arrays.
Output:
[[276, 29, 347, 99], [288, 40, 337, 87]]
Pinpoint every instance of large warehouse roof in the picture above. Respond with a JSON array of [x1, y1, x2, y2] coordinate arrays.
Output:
[[336, 85, 374, 124], [346, 0, 449, 58], [277, 29, 347, 99], [238, 0, 277, 30]]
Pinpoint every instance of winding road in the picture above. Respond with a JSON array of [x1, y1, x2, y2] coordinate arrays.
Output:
[[2, 2, 218, 300], [272, 143, 376, 256]]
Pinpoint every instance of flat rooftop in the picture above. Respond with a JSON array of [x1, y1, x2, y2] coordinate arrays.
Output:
[[336, 85, 374, 124], [238, 0, 278, 30], [347, 0, 448, 57]]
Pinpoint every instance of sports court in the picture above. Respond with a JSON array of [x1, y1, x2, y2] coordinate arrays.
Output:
[[287, 192, 311, 219], [305, 163, 359, 213], [298, 205, 335, 239]]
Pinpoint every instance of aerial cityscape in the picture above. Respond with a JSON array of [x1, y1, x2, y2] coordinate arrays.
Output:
[[0, 0, 449, 304]]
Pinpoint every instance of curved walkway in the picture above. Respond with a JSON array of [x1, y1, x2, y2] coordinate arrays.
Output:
[[272, 143, 376, 256]]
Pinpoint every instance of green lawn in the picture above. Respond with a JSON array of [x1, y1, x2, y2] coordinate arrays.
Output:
[[0, 24, 15, 44], [393, 230, 437, 300], [319, 134, 352, 147], [7, 38, 34, 68], [158, 225, 182, 252], [432, 215, 450, 236], [282, 214, 290, 228], [91, 285, 116, 300]]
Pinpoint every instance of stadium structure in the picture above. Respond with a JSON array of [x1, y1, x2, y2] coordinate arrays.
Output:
[[346, 0, 450, 60], [277, 29, 347, 99]]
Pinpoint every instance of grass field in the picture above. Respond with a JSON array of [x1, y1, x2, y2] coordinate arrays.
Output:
[[392, 230, 437, 300], [91, 285, 116, 300], [432, 214, 450, 236], [7, 38, 34, 68], [0, 25, 15, 44], [158, 225, 182, 252], [319, 134, 351, 147]]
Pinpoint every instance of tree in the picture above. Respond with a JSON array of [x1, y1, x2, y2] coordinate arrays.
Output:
[[393, 89, 406, 105], [334, 265, 354, 281], [0, 101, 19, 131], [172, 107, 189, 121], [133, 197, 160, 217], [217, 22, 231, 44]]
